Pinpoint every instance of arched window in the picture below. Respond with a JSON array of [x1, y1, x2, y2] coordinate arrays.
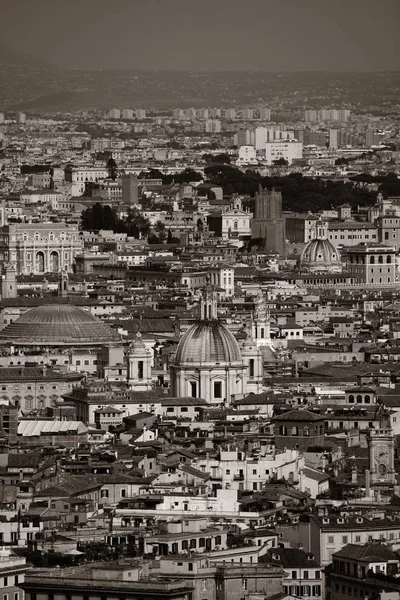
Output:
[[50, 251, 59, 272], [36, 251, 45, 273], [370, 256, 375, 264], [234, 221, 238, 230], [279, 426, 287, 436], [303, 427, 310, 437], [387, 255, 392, 263], [291, 426, 298, 436], [378, 255, 383, 264], [364, 395, 370, 403], [356, 395, 362, 403], [348, 395, 355, 403]]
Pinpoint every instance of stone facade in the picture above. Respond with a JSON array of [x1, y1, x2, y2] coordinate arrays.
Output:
[[0, 223, 83, 275]]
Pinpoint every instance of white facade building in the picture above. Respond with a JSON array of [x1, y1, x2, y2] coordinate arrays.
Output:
[[221, 198, 252, 241], [265, 141, 303, 165], [236, 145, 257, 165]]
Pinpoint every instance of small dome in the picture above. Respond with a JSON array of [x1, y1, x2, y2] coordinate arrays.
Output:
[[0, 304, 121, 346], [175, 321, 242, 364], [300, 238, 341, 272]]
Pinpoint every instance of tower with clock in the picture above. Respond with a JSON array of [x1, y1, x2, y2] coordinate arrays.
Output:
[[368, 403, 396, 486]]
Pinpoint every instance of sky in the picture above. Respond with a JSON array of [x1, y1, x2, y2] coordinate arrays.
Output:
[[1, 0, 399, 71]]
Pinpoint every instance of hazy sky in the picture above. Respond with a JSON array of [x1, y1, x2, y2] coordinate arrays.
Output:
[[2, 0, 399, 71]]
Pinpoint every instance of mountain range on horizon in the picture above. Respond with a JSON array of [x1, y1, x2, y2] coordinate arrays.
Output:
[[1, 42, 399, 113]]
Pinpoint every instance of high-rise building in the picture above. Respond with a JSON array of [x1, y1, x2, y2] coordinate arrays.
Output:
[[135, 109, 146, 119], [0, 113, 4, 124], [196, 108, 209, 119], [258, 108, 271, 120], [305, 108, 351, 123], [184, 108, 196, 122], [16, 112, 26, 124], [224, 108, 236, 119], [242, 108, 254, 120], [172, 109, 185, 120], [122, 174, 139, 205], [305, 110, 318, 122], [205, 119, 221, 133], [210, 108, 222, 118], [251, 187, 286, 255], [234, 129, 254, 147], [329, 129, 339, 149], [338, 109, 351, 122], [255, 127, 269, 150], [303, 130, 328, 147], [122, 109, 133, 119], [109, 108, 121, 119]]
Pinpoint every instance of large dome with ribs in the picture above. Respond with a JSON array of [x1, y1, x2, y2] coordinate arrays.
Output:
[[0, 304, 120, 345], [175, 320, 242, 364]]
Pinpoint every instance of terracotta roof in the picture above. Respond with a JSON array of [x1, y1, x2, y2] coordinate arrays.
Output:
[[273, 409, 325, 422], [334, 542, 397, 562]]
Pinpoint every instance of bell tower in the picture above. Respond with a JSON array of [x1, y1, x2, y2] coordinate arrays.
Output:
[[1, 262, 17, 299], [368, 403, 396, 486], [127, 332, 152, 391], [200, 286, 218, 321], [252, 289, 271, 347], [241, 324, 263, 394]]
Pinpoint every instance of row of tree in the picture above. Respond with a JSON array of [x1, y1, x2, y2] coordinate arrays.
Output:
[[81, 204, 175, 243]]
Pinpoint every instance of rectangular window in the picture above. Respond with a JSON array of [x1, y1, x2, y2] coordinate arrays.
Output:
[[190, 382, 197, 397], [249, 358, 254, 377], [214, 381, 222, 398], [138, 360, 143, 380]]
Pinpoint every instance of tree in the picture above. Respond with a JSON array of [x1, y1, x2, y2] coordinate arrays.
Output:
[[153, 220, 167, 243], [273, 157, 288, 165], [81, 203, 118, 231], [125, 207, 151, 238]]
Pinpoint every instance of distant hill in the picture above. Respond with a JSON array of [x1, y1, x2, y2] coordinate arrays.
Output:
[[0, 42, 399, 112], [0, 41, 55, 70]]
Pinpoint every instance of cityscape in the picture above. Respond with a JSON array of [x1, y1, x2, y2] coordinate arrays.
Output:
[[0, 1, 400, 600]]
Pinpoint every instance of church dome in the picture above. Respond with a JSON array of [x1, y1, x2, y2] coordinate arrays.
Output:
[[300, 238, 341, 272], [0, 304, 121, 346], [175, 320, 242, 365]]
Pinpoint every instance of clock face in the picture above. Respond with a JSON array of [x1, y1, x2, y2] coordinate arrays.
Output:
[[378, 463, 387, 477], [374, 445, 389, 463]]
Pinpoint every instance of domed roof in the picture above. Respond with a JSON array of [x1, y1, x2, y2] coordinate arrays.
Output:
[[175, 320, 242, 365], [0, 304, 121, 346], [300, 238, 341, 270]]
